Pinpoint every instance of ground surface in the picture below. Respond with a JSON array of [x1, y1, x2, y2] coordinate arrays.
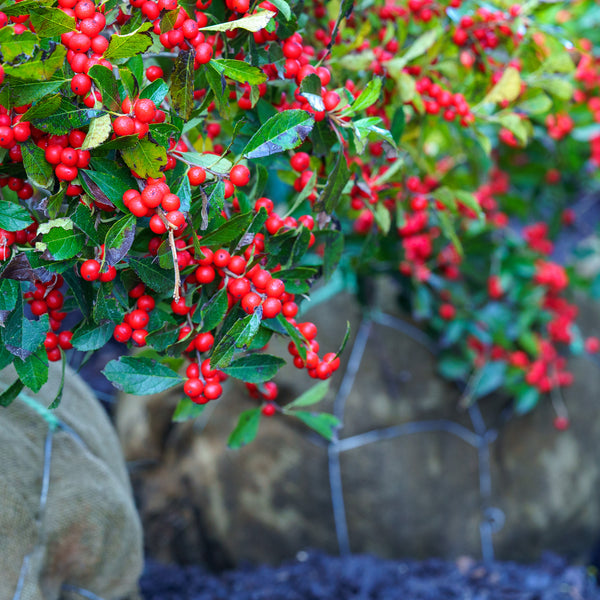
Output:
[[140, 551, 600, 600]]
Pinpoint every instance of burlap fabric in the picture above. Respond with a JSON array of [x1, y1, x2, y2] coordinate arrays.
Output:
[[0, 363, 143, 600]]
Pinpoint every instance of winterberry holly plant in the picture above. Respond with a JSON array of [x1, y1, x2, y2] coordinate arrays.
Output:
[[0, 0, 598, 444]]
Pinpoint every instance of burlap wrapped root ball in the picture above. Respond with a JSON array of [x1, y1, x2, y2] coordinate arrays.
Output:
[[0, 362, 143, 600]]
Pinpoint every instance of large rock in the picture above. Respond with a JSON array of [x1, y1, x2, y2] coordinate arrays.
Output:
[[116, 282, 600, 566]]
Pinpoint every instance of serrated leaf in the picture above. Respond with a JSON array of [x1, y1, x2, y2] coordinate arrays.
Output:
[[129, 256, 174, 294], [274, 312, 307, 360], [30, 8, 75, 37], [21, 140, 53, 188], [88, 64, 121, 111], [103, 356, 184, 395], [291, 411, 340, 441], [9, 79, 65, 108], [194, 210, 255, 248], [104, 26, 153, 60], [71, 203, 101, 244], [104, 214, 135, 266], [0, 0, 53, 16], [43, 227, 85, 260], [175, 151, 232, 174], [121, 139, 168, 178], [227, 408, 261, 449], [80, 166, 137, 212], [211, 311, 262, 368], [81, 114, 112, 150], [193, 286, 229, 332], [4, 45, 66, 81], [0, 200, 33, 231], [221, 354, 285, 383], [211, 59, 267, 85], [172, 397, 207, 422], [284, 380, 330, 410], [31, 97, 103, 134], [170, 50, 195, 120], [145, 324, 180, 352], [1, 295, 48, 360], [15, 349, 48, 393], [0, 28, 38, 61], [72, 320, 114, 351], [200, 10, 275, 33], [242, 109, 314, 159]]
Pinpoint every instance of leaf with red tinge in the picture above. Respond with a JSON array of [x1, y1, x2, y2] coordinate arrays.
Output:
[[170, 50, 195, 121], [104, 214, 136, 267]]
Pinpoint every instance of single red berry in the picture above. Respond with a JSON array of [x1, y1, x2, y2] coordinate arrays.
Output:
[[241, 292, 262, 314], [261, 403, 277, 417], [134, 98, 157, 123], [262, 297, 282, 319], [188, 166, 207, 186], [203, 381, 222, 400], [184, 378, 204, 398], [113, 116, 135, 136], [71, 73, 92, 96], [230, 164, 250, 187], [553, 415, 570, 431], [80, 259, 101, 281], [58, 331, 73, 350]]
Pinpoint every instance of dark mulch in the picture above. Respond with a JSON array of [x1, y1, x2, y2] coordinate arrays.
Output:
[[140, 551, 600, 600]]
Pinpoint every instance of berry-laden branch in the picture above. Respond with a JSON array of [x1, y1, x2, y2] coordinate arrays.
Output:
[[0, 0, 596, 444]]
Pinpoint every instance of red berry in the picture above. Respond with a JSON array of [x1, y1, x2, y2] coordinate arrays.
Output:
[[71, 73, 92, 95], [58, 331, 73, 350], [262, 297, 282, 319], [113, 116, 135, 136], [261, 403, 277, 417], [134, 98, 156, 123], [230, 164, 250, 187], [80, 259, 101, 281], [241, 292, 262, 314], [184, 378, 204, 398]]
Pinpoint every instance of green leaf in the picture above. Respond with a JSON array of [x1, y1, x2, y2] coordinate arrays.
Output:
[[284, 380, 330, 410], [21, 140, 54, 188], [172, 397, 207, 422], [0, 28, 38, 61], [1, 295, 48, 360], [438, 354, 470, 381], [170, 50, 195, 121], [313, 150, 350, 213], [387, 27, 441, 70], [227, 408, 261, 449], [81, 113, 112, 150], [9, 79, 65, 107], [211, 311, 262, 368], [140, 78, 170, 105], [205, 62, 230, 116], [348, 78, 382, 113], [481, 67, 522, 105], [529, 76, 573, 101], [299, 73, 325, 112], [80, 166, 137, 212], [242, 109, 314, 159], [291, 411, 340, 441], [176, 150, 232, 174], [221, 354, 285, 383], [515, 385, 539, 415], [268, 0, 291, 19], [71, 203, 101, 245], [72, 320, 114, 351], [129, 256, 174, 294], [200, 10, 275, 33], [4, 45, 66, 80], [93, 283, 125, 323], [274, 312, 307, 360], [193, 286, 229, 332], [211, 59, 267, 85], [30, 8, 75, 37], [121, 139, 168, 178], [102, 356, 184, 395], [104, 26, 153, 60], [0, 0, 53, 16], [14, 349, 48, 393], [0, 200, 32, 231], [88, 64, 122, 112], [145, 324, 180, 352], [471, 361, 507, 400], [0, 278, 19, 311], [0, 379, 24, 408], [42, 226, 85, 260], [20, 94, 62, 121], [104, 214, 136, 266], [194, 210, 255, 248], [31, 97, 103, 134]]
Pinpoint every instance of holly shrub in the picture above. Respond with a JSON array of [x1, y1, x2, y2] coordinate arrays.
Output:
[[0, 0, 598, 444]]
